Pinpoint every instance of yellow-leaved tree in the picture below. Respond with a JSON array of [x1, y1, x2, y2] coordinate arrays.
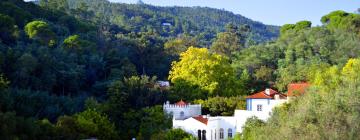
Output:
[[169, 47, 245, 97]]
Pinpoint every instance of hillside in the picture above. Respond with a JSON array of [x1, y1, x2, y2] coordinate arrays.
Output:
[[41, 0, 279, 46], [0, 0, 360, 139]]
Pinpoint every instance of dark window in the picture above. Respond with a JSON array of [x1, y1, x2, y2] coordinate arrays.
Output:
[[228, 128, 232, 138], [220, 128, 224, 139], [202, 130, 206, 140], [198, 129, 202, 140], [257, 104, 262, 111], [180, 111, 185, 117]]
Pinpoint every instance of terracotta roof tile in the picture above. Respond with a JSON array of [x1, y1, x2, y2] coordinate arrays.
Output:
[[287, 83, 310, 96], [192, 115, 208, 125], [175, 100, 187, 106], [246, 88, 286, 99]]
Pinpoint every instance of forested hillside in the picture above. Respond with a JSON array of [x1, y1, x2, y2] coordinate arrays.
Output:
[[236, 10, 360, 140], [0, 0, 359, 139], [40, 0, 279, 46]]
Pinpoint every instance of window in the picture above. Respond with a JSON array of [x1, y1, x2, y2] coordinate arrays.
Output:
[[198, 130, 202, 140], [257, 104, 262, 111], [219, 128, 224, 139], [202, 130, 206, 140], [180, 111, 184, 117], [228, 128, 232, 138], [214, 130, 216, 139]]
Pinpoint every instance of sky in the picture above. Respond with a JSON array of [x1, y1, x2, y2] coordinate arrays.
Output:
[[108, 0, 360, 26]]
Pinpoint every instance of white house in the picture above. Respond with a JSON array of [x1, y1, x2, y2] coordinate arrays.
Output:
[[165, 87, 292, 140]]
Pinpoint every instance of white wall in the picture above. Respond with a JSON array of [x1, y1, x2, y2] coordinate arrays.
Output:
[[207, 117, 236, 140], [173, 118, 207, 137], [163, 103, 201, 120], [174, 116, 237, 140]]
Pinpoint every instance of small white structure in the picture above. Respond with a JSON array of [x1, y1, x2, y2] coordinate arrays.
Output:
[[156, 81, 170, 87], [162, 23, 172, 26], [163, 100, 201, 120], [167, 88, 289, 140]]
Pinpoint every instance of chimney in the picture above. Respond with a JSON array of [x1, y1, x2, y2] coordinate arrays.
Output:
[[265, 88, 270, 95]]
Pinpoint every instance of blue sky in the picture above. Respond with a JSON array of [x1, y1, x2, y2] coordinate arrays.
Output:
[[109, 0, 360, 26]]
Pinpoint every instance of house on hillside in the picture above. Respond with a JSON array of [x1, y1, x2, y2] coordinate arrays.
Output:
[[246, 88, 287, 112], [165, 83, 310, 140]]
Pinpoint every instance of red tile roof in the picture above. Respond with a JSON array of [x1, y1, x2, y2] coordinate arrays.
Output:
[[287, 83, 310, 96], [192, 115, 208, 125], [246, 88, 286, 99], [175, 100, 187, 106]]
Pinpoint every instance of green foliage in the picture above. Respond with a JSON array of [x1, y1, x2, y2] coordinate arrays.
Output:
[[63, 35, 81, 48], [164, 35, 198, 58], [151, 128, 194, 140], [280, 20, 311, 35], [74, 109, 118, 139], [242, 58, 360, 139], [3, 0, 360, 139], [0, 111, 41, 140], [210, 24, 249, 58], [321, 10, 360, 31], [194, 96, 246, 116], [24, 20, 56, 46], [0, 74, 10, 90], [137, 106, 172, 139], [55, 109, 119, 140], [169, 47, 244, 96], [40, 0, 279, 46], [0, 14, 17, 44], [240, 116, 265, 140]]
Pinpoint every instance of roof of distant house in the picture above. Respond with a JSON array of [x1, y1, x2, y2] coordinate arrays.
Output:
[[176, 100, 188, 106], [246, 88, 286, 99], [192, 115, 208, 125], [287, 82, 310, 96]]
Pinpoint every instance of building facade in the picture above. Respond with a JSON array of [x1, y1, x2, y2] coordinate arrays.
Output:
[[163, 100, 202, 120], [165, 87, 297, 140]]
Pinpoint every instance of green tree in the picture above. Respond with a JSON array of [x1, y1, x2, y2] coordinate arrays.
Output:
[[0, 14, 17, 44], [56, 109, 119, 140], [137, 105, 172, 140], [151, 128, 194, 140], [24, 20, 56, 46], [240, 116, 265, 140], [194, 96, 246, 116], [210, 23, 249, 58]]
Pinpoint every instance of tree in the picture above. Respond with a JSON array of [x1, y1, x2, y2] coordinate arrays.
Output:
[[56, 109, 119, 140], [240, 116, 265, 140], [137, 106, 172, 139], [0, 14, 17, 44], [210, 23, 249, 58], [62, 34, 95, 52], [0, 74, 9, 90], [321, 10, 360, 35], [169, 47, 244, 96], [151, 128, 194, 140], [24, 20, 56, 46], [194, 96, 246, 116], [280, 20, 311, 35], [164, 35, 197, 57]]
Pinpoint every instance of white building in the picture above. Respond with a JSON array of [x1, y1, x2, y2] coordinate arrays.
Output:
[[166, 88, 290, 140], [163, 100, 201, 120]]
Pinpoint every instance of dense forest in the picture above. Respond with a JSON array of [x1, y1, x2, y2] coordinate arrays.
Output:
[[0, 0, 359, 139]]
